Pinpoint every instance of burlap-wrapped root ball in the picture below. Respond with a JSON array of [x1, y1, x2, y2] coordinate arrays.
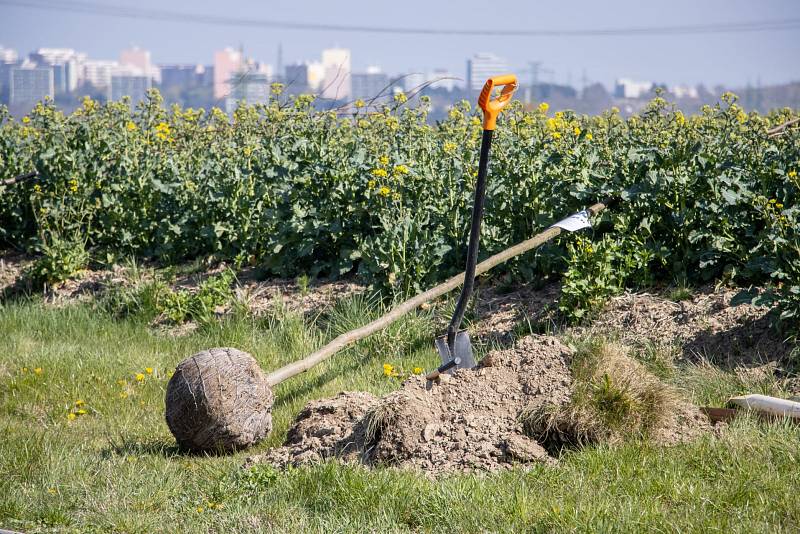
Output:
[[165, 347, 274, 453]]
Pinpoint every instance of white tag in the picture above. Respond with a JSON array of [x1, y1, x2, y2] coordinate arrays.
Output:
[[551, 210, 592, 232]]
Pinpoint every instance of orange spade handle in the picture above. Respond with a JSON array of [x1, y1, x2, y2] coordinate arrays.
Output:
[[478, 74, 518, 130]]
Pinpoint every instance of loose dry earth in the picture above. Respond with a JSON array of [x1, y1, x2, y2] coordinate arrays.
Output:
[[248, 335, 714, 475]]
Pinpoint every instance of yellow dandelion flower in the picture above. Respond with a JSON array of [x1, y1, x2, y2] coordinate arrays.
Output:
[[383, 363, 394, 377], [135, 373, 145, 382], [76, 409, 87, 416], [48, 488, 57, 494], [243, 147, 252, 157], [145, 367, 153, 375], [538, 102, 549, 114], [34, 367, 43, 375], [117, 379, 126, 386], [119, 392, 128, 399], [379, 186, 391, 197], [67, 413, 76, 421], [371, 168, 388, 178], [75, 399, 85, 407], [412, 367, 423, 375], [196, 507, 204, 513]]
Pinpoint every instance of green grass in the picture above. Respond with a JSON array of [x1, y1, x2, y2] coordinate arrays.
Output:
[[1, 300, 799, 532]]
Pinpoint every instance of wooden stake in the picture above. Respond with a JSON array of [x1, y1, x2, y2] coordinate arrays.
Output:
[[266, 201, 607, 386]]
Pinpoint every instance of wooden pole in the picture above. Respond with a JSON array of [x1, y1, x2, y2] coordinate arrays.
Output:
[[1, 170, 39, 187], [266, 201, 607, 386]]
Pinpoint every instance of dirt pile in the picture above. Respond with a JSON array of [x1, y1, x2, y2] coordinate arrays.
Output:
[[248, 335, 713, 475]]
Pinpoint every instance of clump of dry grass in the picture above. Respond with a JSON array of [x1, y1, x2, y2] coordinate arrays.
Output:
[[522, 340, 680, 447]]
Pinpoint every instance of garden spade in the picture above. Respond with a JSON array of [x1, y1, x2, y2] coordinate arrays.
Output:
[[430, 74, 518, 380]]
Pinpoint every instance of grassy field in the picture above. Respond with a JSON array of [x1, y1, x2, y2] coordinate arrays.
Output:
[[1, 297, 800, 533]]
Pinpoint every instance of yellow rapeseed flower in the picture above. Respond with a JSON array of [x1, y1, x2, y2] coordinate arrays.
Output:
[[443, 142, 457, 153], [126, 121, 137, 131], [68, 179, 78, 193], [371, 168, 388, 178], [379, 186, 391, 197], [392, 192, 402, 202], [393, 164, 409, 175], [33, 184, 42, 193], [470, 117, 481, 126], [551, 132, 561, 139], [573, 126, 581, 136], [585, 132, 593, 141], [394, 92, 407, 104], [354, 99, 365, 108], [788, 170, 797, 178], [538, 102, 549, 114], [379, 155, 389, 166], [22, 116, 31, 124], [367, 179, 376, 189]]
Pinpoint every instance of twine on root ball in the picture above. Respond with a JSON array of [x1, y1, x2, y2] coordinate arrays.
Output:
[[165, 347, 274, 453]]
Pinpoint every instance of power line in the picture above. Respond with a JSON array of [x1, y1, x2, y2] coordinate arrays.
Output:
[[3, 0, 800, 37]]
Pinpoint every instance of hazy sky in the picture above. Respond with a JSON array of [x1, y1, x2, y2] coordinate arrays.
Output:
[[1, 0, 799, 89]]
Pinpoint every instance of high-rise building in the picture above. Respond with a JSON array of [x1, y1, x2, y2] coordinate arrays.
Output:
[[10, 65, 54, 106], [429, 68, 456, 92], [29, 48, 82, 94], [352, 66, 389, 99], [0, 46, 20, 104], [614, 78, 654, 99], [321, 48, 351, 100], [0, 46, 18, 64], [285, 61, 325, 94], [213, 47, 243, 99], [403, 72, 426, 93], [159, 64, 206, 90], [466, 53, 510, 92], [110, 71, 152, 102], [225, 69, 273, 113], [82, 60, 119, 89], [120, 46, 159, 83]]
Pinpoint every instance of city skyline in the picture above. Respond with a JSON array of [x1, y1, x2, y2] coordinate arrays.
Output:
[[1, 0, 799, 91]]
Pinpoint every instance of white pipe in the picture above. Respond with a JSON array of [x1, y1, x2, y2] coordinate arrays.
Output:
[[728, 394, 800, 420]]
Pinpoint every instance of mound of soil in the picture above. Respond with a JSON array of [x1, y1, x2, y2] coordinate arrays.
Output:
[[248, 335, 712, 475]]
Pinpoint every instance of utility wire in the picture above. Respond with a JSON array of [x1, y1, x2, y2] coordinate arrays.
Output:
[[3, 0, 800, 37]]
